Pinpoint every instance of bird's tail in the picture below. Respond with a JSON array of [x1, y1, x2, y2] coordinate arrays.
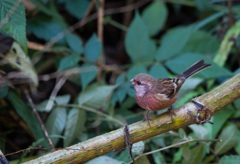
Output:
[[173, 60, 211, 93], [177, 60, 211, 80]]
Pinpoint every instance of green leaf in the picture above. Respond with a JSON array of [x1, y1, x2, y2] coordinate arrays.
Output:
[[58, 53, 81, 71], [180, 30, 219, 55], [142, 1, 167, 36], [78, 84, 116, 109], [127, 65, 147, 80], [28, 14, 66, 42], [36, 95, 70, 112], [149, 64, 169, 78], [165, 53, 233, 78], [204, 105, 234, 139], [183, 144, 205, 164], [214, 124, 238, 155], [3, 42, 38, 86], [135, 156, 151, 164], [45, 106, 67, 146], [155, 26, 193, 61], [65, 0, 89, 19], [189, 124, 208, 139], [150, 143, 166, 164], [7, 91, 44, 140], [66, 33, 84, 53], [0, 0, 27, 53], [0, 86, 9, 98], [173, 148, 183, 163], [86, 156, 122, 164], [194, 0, 212, 11], [29, 0, 52, 15], [84, 34, 102, 63], [132, 141, 145, 156], [64, 108, 86, 147], [80, 64, 98, 89], [219, 155, 240, 164], [125, 12, 156, 63]]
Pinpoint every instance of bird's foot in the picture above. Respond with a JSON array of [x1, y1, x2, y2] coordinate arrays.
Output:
[[168, 106, 176, 123], [190, 99, 213, 124], [144, 111, 152, 127], [144, 114, 151, 127]]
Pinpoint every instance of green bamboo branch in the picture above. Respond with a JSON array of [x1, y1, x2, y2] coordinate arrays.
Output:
[[24, 74, 240, 164]]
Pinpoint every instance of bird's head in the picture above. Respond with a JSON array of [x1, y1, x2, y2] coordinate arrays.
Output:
[[130, 73, 154, 97]]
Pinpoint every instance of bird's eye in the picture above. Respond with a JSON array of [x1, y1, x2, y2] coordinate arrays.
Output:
[[136, 81, 141, 85]]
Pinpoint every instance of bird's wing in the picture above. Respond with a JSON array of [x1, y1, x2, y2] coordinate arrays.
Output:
[[152, 78, 177, 100]]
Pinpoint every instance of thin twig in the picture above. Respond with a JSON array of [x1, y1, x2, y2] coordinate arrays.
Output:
[[45, 76, 67, 111], [56, 104, 125, 126], [45, 0, 151, 48], [98, 0, 104, 43], [131, 138, 222, 163], [24, 90, 55, 151]]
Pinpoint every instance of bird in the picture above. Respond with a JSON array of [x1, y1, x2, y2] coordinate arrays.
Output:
[[130, 60, 211, 125]]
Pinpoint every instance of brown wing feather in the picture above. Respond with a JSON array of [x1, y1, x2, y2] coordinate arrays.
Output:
[[151, 78, 176, 99]]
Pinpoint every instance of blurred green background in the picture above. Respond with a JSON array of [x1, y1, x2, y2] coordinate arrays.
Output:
[[0, 0, 240, 163]]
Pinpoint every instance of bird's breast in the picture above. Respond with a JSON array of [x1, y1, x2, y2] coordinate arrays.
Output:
[[135, 94, 177, 111]]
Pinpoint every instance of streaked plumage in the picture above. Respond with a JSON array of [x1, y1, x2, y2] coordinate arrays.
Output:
[[131, 60, 211, 124]]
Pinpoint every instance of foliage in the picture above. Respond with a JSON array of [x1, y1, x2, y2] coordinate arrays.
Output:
[[0, 0, 240, 163]]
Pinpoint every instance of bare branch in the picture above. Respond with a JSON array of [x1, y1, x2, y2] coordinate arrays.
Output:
[[23, 74, 240, 163]]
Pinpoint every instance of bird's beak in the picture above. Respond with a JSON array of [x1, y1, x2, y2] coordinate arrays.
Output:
[[130, 79, 134, 84]]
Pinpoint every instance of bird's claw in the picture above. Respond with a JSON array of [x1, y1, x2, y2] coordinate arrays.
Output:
[[168, 106, 176, 123], [190, 99, 213, 124]]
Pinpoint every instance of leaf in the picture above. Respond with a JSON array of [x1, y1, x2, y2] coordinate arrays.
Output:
[[155, 26, 193, 61], [80, 64, 98, 89], [214, 21, 240, 66], [180, 30, 219, 55], [36, 95, 70, 112], [78, 84, 117, 109], [204, 105, 234, 139], [219, 155, 240, 164], [45, 106, 67, 146], [125, 12, 156, 63], [195, 0, 212, 11], [234, 131, 240, 154], [58, 53, 81, 71], [127, 65, 147, 80], [214, 124, 238, 155], [183, 144, 205, 164], [84, 34, 102, 63], [150, 143, 166, 164], [173, 148, 183, 163], [65, 0, 89, 19], [189, 124, 208, 139], [149, 64, 169, 78], [3, 41, 38, 86], [165, 53, 233, 78], [86, 156, 122, 164], [135, 156, 151, 164], [29, 0, 52, 15], [132, 141, 145, 156], [0, 0, 27, 53], [66, 33, 84, 53], [0, 85, 9, 98], [64, 108, 86, 147], [142, 1, 167, 36], [7, 91, 45, 140], [28, 14, 66, 42]]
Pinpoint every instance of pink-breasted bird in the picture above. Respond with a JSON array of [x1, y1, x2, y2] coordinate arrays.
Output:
[[130, 60, 211, 125]]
